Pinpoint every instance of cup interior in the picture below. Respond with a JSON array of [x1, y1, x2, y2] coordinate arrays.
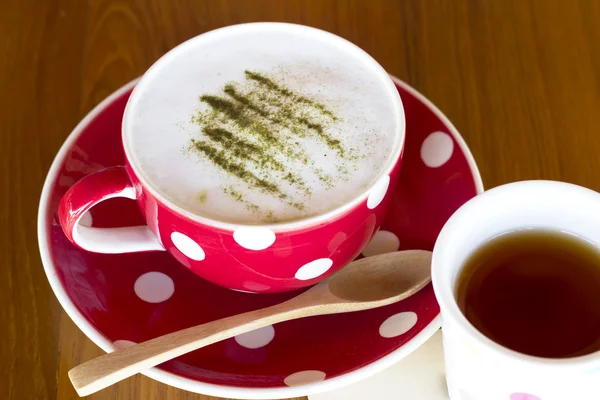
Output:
[[120, 22, 405, 230], [433, 180, 600, 302]]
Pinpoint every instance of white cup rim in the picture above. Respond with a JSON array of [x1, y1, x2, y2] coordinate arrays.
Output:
[[432, 180, 600, 372], [121, 22, 405, 231]]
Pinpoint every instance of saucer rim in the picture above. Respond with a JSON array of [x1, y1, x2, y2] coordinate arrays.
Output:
[[37, 76, 483, 399]]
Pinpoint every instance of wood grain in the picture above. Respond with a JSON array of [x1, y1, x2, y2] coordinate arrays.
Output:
[[0, 0, 87, 398], [2, 0, 600, 399]]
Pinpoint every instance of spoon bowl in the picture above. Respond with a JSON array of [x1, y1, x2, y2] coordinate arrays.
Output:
[[327, 250, 432, 304]]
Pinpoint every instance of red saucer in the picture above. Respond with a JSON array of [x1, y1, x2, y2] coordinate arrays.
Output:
[[38, 76, 483, 399]]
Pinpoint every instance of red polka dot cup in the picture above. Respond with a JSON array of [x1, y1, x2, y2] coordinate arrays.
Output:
[[58, 23, 405, 293], [433, 181, 600, 400]]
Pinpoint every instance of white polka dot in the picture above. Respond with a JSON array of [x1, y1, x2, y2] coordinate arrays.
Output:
[[328, 232, 347, 253], [79, 211, 93, 227], [233, 227, 276, 250], [379, 312, 418, 338], [284, 370, 326, 387], [243, 281, 271, 292], [171, 232, 205, 261], [134, 272, 175, 303], [367, 175, 390, 209], [234, 325, 275, 349], [420, 131, 454, 167], [113, 340, 137, 350], [295, 258, 333, 281], [362, 230, 400, 257], [170, 246, 192, 269], [224, 340, 267, 364]]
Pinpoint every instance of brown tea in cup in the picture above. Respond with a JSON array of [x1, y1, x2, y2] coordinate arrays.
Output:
[[456, 230, 600, 358]]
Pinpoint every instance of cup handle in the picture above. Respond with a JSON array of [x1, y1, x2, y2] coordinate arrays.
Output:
[[58, 166, 165, 254]]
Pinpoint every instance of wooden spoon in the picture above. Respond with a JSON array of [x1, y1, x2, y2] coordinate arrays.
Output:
[[69, 250, 432, 396]]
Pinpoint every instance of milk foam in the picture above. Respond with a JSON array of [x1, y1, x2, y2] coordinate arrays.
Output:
[[125, 24, 402, 224]]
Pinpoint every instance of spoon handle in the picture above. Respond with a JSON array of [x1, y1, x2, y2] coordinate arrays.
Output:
[[69, 302, 301, 397]]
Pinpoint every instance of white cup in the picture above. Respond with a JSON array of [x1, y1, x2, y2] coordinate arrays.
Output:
[[432, 180, 600, 400]]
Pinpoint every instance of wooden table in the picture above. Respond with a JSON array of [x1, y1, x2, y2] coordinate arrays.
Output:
[[2, 0, 600, 399]]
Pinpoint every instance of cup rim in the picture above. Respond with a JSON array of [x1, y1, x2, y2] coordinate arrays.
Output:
[[432, 180, 600, 371], [121, 22, 405, 231]]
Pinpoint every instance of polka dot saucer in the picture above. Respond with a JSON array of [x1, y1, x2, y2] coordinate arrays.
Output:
[[38, 76, 483, 399]]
